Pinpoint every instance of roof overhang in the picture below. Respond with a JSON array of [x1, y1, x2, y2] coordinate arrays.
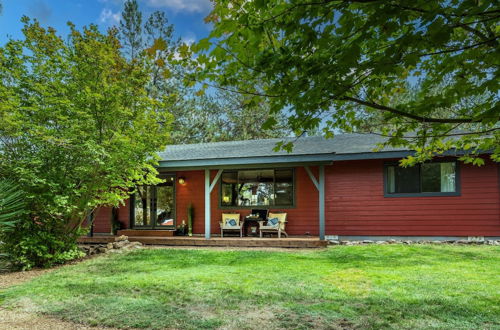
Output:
[[157, 153, 334, 171], [157, 148, 481, 171]]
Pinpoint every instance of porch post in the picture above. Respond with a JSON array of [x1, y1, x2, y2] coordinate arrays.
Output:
[[319, 165, 325, 240], [205, 168, 211, 239]]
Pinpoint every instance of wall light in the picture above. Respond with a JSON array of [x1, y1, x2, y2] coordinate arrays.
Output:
[[178, 177, 186, 185]]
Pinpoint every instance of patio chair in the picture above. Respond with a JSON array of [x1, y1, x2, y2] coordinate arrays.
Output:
[[220, 213, 242, 237], [259, 212, 288, 238]]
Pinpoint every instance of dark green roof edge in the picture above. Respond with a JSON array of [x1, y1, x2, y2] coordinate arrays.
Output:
[[157, 150, 416, 169]]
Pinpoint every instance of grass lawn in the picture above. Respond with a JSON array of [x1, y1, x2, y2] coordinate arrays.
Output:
[[1, 245, 499, 329]]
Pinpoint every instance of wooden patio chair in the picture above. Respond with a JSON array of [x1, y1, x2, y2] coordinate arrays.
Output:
[[258, 212, 288, 238], [220, 213, 242, 237]]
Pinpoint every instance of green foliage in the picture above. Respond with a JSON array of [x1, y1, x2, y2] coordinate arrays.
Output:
[[119, 0, 143, 60], [119, 3, 291, 144], [2, 217, 85, 270], [194, 0, 500, 163], [0, 180, 26, 271], [1, 246, 499, 328], [0, 18, 171, 267]]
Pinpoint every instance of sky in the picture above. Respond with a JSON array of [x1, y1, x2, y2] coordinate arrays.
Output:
[[0, 0, 213, 45]]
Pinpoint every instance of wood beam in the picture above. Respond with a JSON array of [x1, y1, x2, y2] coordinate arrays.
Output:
[[205, 168, 211, 239], [304, 166, 319, 190], [209, 169, 223, 193], [319, 165, 325, 240]]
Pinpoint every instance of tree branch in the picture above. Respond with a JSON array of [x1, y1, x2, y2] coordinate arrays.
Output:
[[341, 96, 498, 123]]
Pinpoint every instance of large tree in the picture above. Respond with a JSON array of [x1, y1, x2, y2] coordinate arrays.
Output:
[[192, 0, 499, 164], [119, 1, 291, 144], [0, 18, 171, 267]]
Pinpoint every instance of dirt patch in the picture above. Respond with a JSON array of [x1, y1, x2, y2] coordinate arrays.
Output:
[[0, 268, 55, 290], [0, 309, 117, 330]]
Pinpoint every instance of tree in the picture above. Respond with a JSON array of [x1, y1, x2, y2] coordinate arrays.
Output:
[[119, 3, 291, 144], [170, 89, 291, 143], [0, 18, 171, 268], [119, 0, 143, 60], [192, 0, 500, 164]]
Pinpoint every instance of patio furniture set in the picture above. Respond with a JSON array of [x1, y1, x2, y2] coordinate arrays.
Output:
[[220, 209, 288, 238]]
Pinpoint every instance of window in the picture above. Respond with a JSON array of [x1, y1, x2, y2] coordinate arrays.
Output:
[[385, 161, 459, 196], [220, 169, 294, 207], [131, 175, 176, 228]]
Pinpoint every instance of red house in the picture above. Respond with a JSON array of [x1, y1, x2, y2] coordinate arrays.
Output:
[[92, 134, 500, 241]]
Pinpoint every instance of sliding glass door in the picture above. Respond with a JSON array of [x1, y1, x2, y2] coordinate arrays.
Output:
[[131, 175, 175, 229]]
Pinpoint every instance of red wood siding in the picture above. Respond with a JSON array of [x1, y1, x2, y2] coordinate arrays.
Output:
[[93, 206, 112, 233], [92, 159, 500, 237], [326, 159, 500, 237], [93, 199, 130, 233]]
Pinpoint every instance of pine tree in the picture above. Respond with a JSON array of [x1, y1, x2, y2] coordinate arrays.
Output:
[[119, 0, 142, 60]]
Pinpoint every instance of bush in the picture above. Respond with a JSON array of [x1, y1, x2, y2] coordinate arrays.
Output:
[[2, 217, 86, 270], [0, 180, 25, 271]]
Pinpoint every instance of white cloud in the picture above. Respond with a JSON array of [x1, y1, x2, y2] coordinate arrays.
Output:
[[99, 8, 122, 25], [145, 0, 212, 13]]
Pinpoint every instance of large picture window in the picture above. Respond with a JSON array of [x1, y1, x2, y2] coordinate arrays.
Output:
[[220, 169, 294, 207], [385, 161, 459, 197], [131, 175, 176, 228]]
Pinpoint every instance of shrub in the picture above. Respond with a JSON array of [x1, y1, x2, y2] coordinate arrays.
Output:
[[2, 217, 86, 270], [0, 180, 26, 271]]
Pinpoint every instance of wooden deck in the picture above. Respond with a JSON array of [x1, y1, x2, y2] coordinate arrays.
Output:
[[78, 235, 327, 248]]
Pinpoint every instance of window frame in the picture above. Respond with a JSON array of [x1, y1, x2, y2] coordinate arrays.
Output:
[[218, 168, 296, 209], [383, 160, 461, 198], [129, 173, 177, 229]]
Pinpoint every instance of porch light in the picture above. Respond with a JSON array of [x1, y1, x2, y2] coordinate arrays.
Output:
[[178, 177, 186, 185]]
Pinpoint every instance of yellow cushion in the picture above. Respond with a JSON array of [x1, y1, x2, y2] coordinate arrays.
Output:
[[268, 213, 287, 229], [222, 213, 240, 226], [268, 213, 286, 223]]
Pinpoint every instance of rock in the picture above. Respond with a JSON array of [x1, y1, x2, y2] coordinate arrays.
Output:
[[375, 241, 386, 245], [107, 243, 114, 249], [115, 235, 128, 242], [97, 247, 108, 253], [362, 240, 374, 244], [431, 241, 443, 244], [329, 240, 340, 245], [113, 241, 127, 249]]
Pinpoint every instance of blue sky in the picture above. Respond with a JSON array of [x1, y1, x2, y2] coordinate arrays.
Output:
[[0, 0, 212, 45]]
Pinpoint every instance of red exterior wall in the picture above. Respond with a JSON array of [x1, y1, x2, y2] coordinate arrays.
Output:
[[93, 160, 500, 237], [93, 199, 130, 233], [326, 159, 500, 237]]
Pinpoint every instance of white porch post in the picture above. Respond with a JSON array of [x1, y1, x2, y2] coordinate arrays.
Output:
[[204, 168, 223, 240], [319, 165, 325, 240], [205, 169, 211, 239], [305, 165, 326, 240]]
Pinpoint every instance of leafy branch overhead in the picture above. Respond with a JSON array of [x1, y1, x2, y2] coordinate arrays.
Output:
[[190, 0, 499, 164]]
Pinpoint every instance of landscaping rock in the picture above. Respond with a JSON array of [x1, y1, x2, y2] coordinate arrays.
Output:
[[113, 241, 128, 249], [115, 235, 128, 242], [97, 247, 108, 254], [106, 243, 114, 249]]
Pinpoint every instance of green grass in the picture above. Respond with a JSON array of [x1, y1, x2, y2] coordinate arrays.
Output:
[[1, 245, 499, 329]]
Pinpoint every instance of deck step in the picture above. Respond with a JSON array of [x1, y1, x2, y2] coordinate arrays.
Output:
[[117, 229, 175, 237], [78, 236, 327, 248]]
